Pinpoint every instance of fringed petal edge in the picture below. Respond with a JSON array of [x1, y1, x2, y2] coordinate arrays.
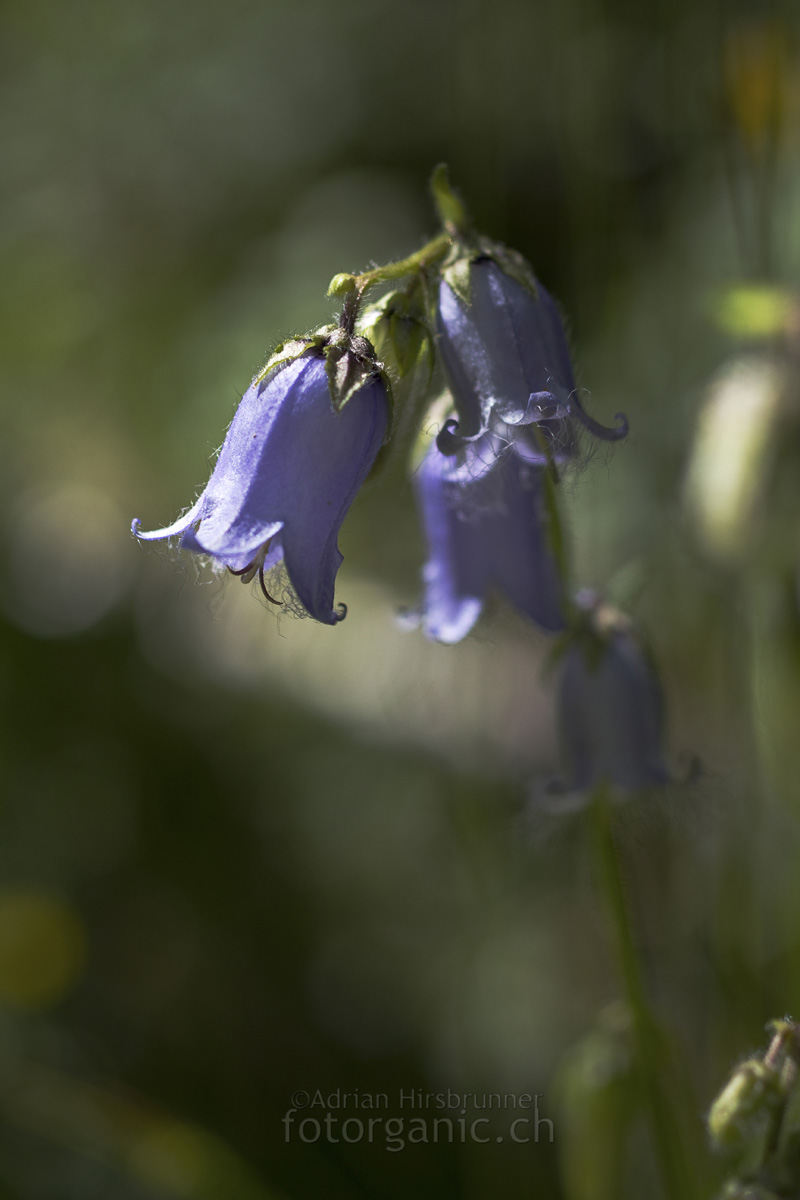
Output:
[[569, 392, 629, 441], [131, 494, 205, 542]]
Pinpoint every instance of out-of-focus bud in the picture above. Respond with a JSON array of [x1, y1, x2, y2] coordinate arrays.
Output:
[[689, 345, 800, 807], [709, 1019, 800, 1198], [553, 594, 670, 795], [685, 354, 794, 565], [554, 1003, 639, 1200]]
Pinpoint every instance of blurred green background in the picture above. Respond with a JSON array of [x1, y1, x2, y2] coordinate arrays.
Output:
[[2, 0, 800, 1196]]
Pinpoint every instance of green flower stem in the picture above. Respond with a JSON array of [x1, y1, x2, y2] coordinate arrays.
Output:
[[329, 164, 468, 342], [591, 788, 696, 1200], [327, 233, 451, 305], [528, 422, 571, 602], [337, 286, 362, 336]]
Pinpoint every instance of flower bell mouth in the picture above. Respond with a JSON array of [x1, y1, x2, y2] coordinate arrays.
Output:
[[435, 390, 629, 457], [226, 538, 280, 606], [433, 254, 630, 462], [225, 544, 348, 618]]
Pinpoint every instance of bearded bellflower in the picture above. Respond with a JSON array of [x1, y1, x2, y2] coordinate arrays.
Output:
[[407, 409, 566, 643], [435, 255, 628, 454], [554, 595, 670, 793], [132, 334, 389, 625]]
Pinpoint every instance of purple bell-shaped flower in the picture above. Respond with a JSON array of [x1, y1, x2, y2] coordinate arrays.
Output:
[[408, 413, 567, 643], [133, 349, 388, 625], [436, 257, 627, 454]]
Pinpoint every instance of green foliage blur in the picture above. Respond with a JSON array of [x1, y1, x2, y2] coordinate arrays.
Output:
[[2, 0, 800, 1197]]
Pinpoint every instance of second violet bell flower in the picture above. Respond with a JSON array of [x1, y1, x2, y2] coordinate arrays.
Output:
[[408, 410, 567, 643], [132, 341, 388, 625], [436, 256, 628, 453]]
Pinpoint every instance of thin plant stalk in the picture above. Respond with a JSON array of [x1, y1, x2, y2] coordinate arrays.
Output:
[[591, 787, 696, 1200]]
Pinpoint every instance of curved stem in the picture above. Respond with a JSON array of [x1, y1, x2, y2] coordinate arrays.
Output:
[[328, 233, 451, 303], [760, 1022, 800, 1167]]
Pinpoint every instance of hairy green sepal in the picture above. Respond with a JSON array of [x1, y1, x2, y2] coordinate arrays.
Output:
[[359, 290, 432, 380], [322, 330, 384, 414], [254, 328, 391, 425], [440, 236, 540, 308]]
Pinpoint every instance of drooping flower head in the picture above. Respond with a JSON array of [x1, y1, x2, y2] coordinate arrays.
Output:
[[435, 252, 629, 456], [132, 332, 389, 625], [553, 593, 670, 794], [405, 400, 567, 643]]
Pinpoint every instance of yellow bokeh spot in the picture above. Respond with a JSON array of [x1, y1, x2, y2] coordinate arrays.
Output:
[[723, 21, 788, 151], [0, 890, 86, 1009], [715, 285, 796, 339]]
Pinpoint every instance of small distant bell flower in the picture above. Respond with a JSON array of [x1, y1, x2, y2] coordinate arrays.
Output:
[[554, 594, 670, 794], [406, 408, 567, 643], [132, 338, 388, 625], [435, 256, 628, 454]]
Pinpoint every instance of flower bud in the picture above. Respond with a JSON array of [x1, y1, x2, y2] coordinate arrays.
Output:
[[708, 1058, 785, 1152], [554, 1003, 638, 1200], [554, 596, 670, 794], [685, 355, 789, 564]]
